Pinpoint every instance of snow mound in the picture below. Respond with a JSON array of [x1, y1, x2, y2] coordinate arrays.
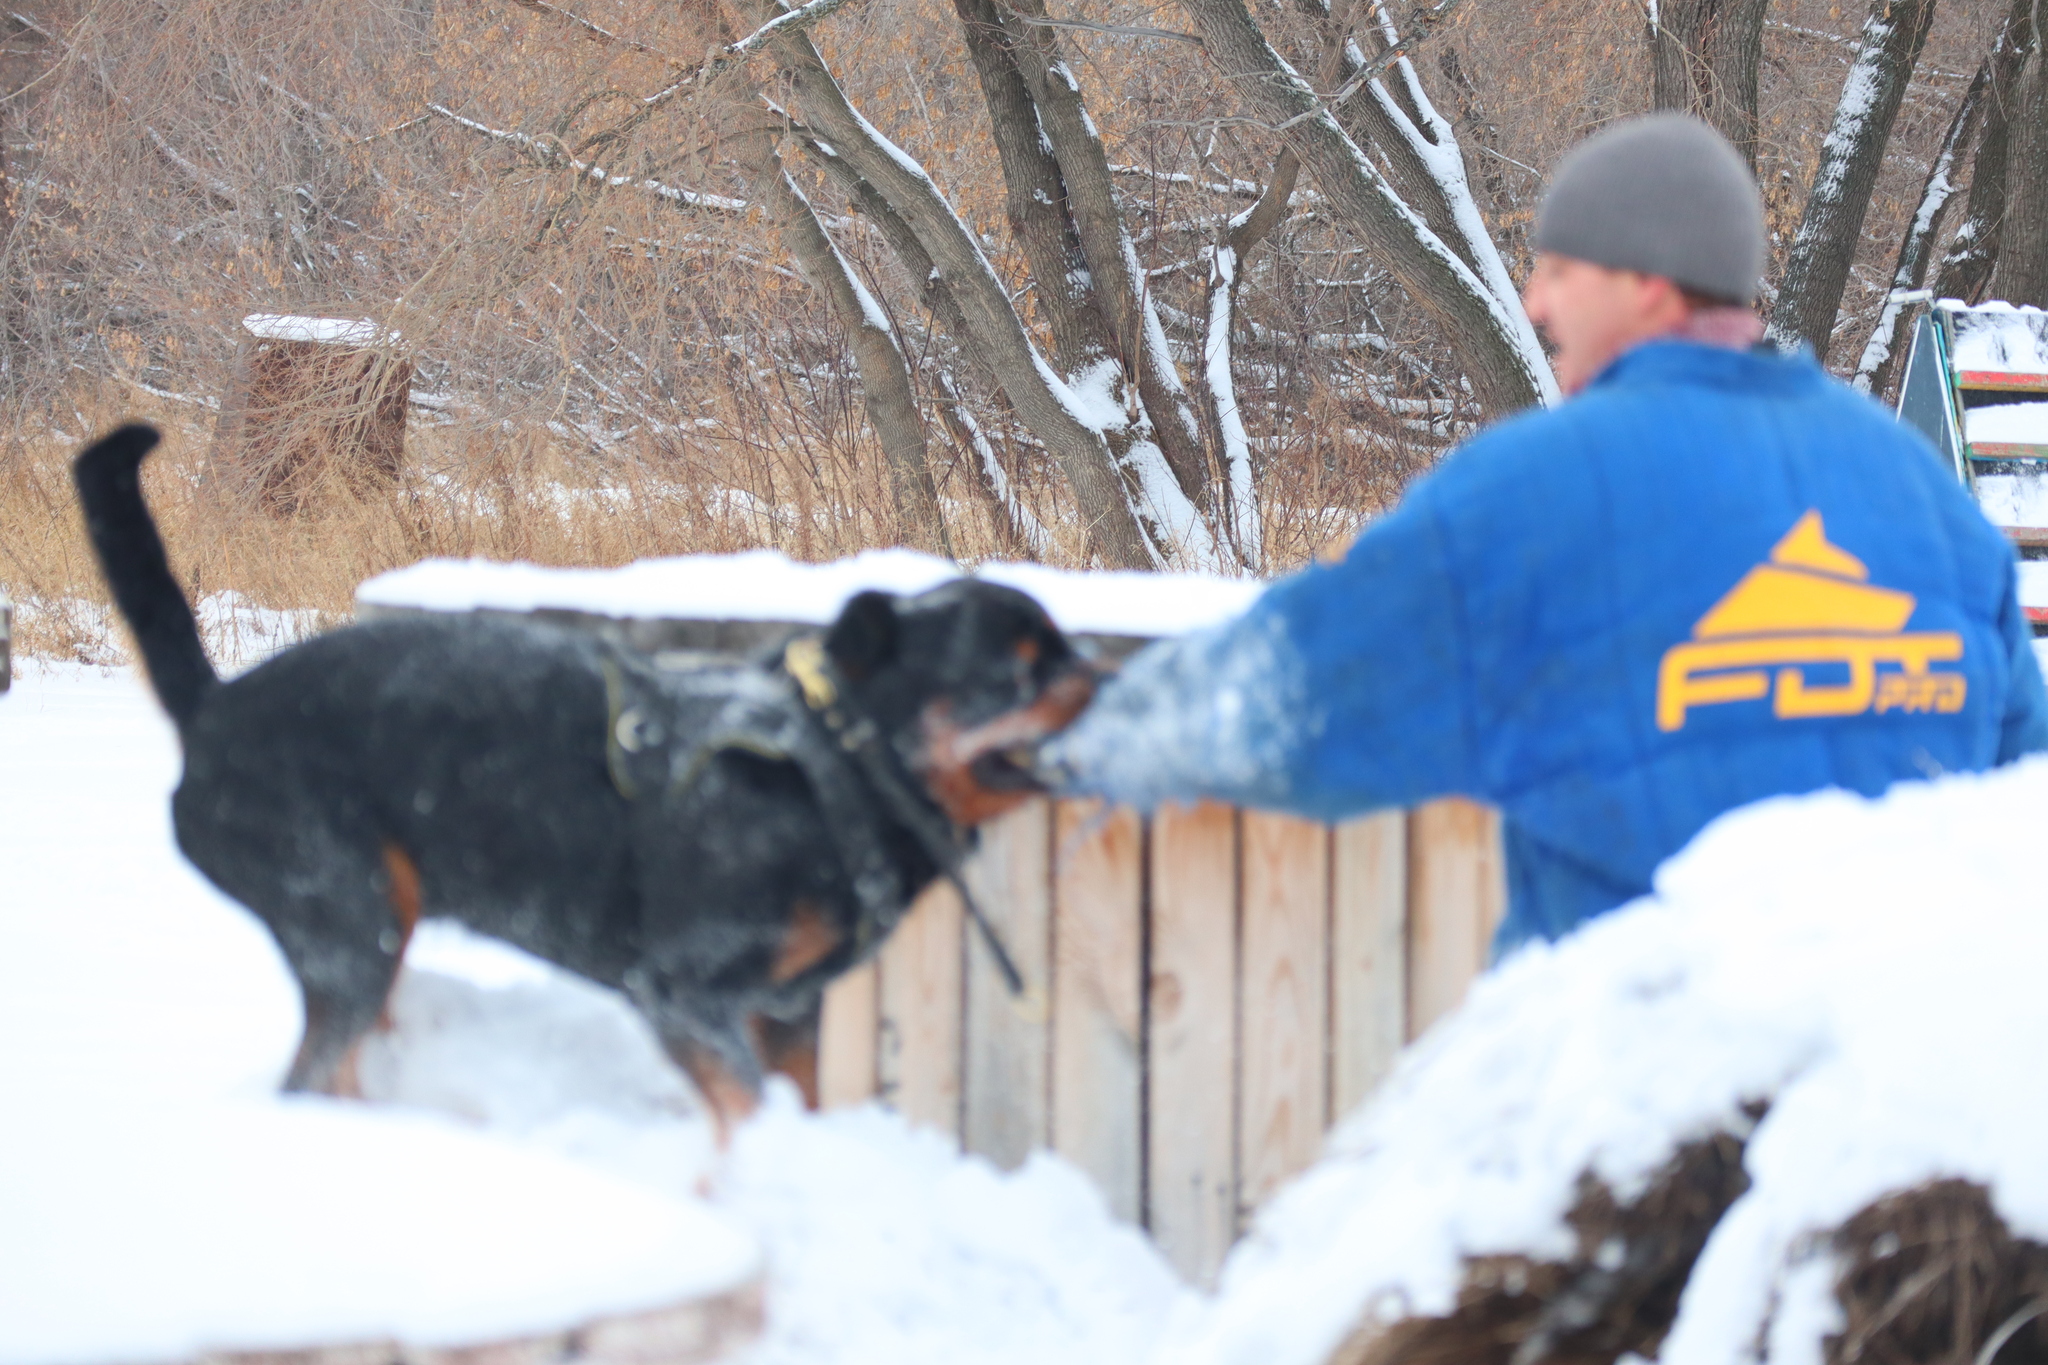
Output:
[[727, 1092, 1185, 1365], [356, 548, 1263, 640], [360, 926, 1187, 1365], [0, 1101, 754, 1365], [1169, 754, 2048, 1365], [0, 668, 758, 1365], [2, 666, 1182, 1365]]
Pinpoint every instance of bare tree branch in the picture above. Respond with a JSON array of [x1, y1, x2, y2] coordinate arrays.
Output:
[[728, 0, 865, 57], [506, 0, 671, 57], [427, 103, 748, 212]]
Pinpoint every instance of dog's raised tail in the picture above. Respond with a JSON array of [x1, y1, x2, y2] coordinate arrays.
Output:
[[73, 424, 217, 727]]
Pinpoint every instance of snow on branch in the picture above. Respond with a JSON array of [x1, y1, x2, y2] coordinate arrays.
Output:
[[728, 0, 866, 57], [427, 104, 747, 213], [507, 0, 670, 57], [143, 126, 238, 207], [1110, 163, 1266, 197], [1852, 63, 1985, 394], [1002, 10, 1204, 45], [1266, 0, 1467, 134]]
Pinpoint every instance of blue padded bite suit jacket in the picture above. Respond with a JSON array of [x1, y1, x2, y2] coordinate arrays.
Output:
[[1048, 340, 2048, 955]]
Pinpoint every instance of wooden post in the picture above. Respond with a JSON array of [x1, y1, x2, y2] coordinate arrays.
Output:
[[1145, 801, 1239, 1286], [877, 881, 965, 1139], [1050, 799, 1145, 1223], [1405, 798, 1507, 1040], [1236, 813, 1330, 1217], [213, 314, 411, 514], [817, 961, 880, 1109], [1330, 811, 1407, 1119], [962, 800, 1053, 1167]]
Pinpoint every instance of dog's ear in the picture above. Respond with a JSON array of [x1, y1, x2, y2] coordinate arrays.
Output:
[[825, 590, 900, 681]]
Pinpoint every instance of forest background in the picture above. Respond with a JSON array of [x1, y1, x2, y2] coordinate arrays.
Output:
[[0, 0, 2042, 660]]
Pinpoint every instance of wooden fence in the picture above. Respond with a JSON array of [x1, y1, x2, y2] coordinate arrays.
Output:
[[352, 589, 1509, 1285], [816, 795, 1504, 1285]]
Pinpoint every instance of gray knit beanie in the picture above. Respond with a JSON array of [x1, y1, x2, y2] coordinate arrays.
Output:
[[1532, 113, 1766, 305]]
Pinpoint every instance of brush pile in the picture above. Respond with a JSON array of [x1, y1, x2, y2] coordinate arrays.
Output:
[[1165, 755, 2048, 1365]]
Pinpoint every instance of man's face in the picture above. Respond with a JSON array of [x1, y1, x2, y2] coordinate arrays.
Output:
[[1521, 254, 1690, 395]]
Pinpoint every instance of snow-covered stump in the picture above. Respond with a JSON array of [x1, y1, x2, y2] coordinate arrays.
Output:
[[212, 314, 412, 514], [356, 550, 1512, 1286]]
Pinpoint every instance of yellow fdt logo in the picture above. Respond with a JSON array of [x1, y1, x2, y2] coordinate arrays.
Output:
[[1656, 511, 1966, 732]]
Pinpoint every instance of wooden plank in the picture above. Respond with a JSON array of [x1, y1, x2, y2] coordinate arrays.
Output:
[[1329, 810, 1407, 1120], [1405, 797, 1506, 1041], [1049, 799, 1145, 1223], [876, 878, 964, 1139], [1146, 800, 1239, 1287], [962, 799, 1053, 1168], [1236, 811, 1330, 1219], [817, 960, 880, 1110]]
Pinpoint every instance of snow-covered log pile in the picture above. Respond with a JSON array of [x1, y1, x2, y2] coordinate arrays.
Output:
[[1166, 753, 2048, 1365]]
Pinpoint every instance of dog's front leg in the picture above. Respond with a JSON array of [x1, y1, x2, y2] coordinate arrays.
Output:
[[663, 1035, 762, 1148], [750, 1003, 823, 1111]]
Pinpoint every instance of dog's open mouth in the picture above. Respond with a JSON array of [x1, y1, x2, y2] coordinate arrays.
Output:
[[921, 663, 1101, 823]]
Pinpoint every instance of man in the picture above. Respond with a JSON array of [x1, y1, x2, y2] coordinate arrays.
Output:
[[1045, 113, 2048, 955]]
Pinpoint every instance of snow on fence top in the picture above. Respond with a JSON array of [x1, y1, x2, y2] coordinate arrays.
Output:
[[1169, 753, 2048, 1365], [1943, 300, 2048, 377], [242, 313, 396, 347], [357, 548, 1266, 641]]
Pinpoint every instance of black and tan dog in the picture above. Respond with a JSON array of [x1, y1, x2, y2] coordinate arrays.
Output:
[[75, 424, 1096, 1128]]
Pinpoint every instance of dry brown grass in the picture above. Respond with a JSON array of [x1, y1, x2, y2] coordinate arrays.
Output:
[[0, 367, 1399, 669]]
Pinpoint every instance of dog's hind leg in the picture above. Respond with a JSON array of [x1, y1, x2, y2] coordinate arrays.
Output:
[[200, 824, 418, 1096], [650, 1013, 763, 1146]]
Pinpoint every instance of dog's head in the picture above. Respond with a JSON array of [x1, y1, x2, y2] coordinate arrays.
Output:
[[820, 580, 1097, 828]]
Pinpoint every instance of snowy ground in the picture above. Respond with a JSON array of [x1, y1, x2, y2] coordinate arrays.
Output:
[[0, 662, 1182, 1365], [8, 642, 2048, 1365]]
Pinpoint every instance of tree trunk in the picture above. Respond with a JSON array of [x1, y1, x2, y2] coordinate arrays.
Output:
[[1853, 63, 1986, 396], [1201, 149, 1299, 570], [1767, 0, 1939, 362], [1290, 0, 1554, 407], [1650, 0, 1771, 168], [1175, 0, 1551, 417], [949, 0, 1117, 375], [1932, 0, 2040, 302], [1000, 0, 1215, 511], [744, 11, 1158, 567], [740, 130, 952, 555], [1988, 4, 2047, 305], [805, 145, 1051, 554]]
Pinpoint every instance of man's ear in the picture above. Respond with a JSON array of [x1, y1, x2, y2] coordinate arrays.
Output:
[[825, 591, 900, 681]]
